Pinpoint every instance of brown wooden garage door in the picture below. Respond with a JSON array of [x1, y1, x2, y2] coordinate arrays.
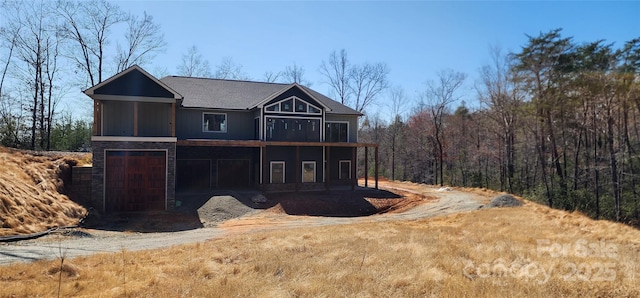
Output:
[[105, 151, 166, 212]]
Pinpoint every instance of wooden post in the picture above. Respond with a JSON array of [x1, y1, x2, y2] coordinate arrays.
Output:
[[295, 146, 300, 192], [375, 146, 379, 189], [351, 147, 356, 190], [262, 146, 268, 191], [364, 146, 369, 188], [171, 102, 176, 137], [325, 146, 331, 191], [93, 100, 101, 136]]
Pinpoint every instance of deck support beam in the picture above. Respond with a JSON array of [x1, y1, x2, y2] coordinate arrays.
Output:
[[364, 147, 369, 188], [375, 146, 379, 189]]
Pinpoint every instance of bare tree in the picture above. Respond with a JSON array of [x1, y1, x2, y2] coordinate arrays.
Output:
[[350, 62, 389, 113], [386, 86, 407, 180], [214, 57, 250, 80], [57, 0, 126, 87], [477, 45, 522, 192], [43, 31, 65, 151], [0, 24, 18, 99], [3, 1, 61, 150], [283, 62, 312, 86], [320, 49, 350, 105], [422, 69, 467, 186], [0, 19, 21, 147], [176, 45, 211, 77], [319, 49, 390, 112], [263, 71, 281, 83], [151, 66, 169, 78], [115, 11, 166, 72]]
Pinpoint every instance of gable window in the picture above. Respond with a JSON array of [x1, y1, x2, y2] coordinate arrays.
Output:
[[203, 113, 227, 132], [302, 161, 316, 183], [271, 161, 285, 184], [281, 99, 293, 112], [266, 104, 280, 112], [264, 96, 322, 115], [295, 99, 307, 113], [326, 122, 348, 142]]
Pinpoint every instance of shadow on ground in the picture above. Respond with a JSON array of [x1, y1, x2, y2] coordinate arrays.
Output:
[[265, 188, 403, 217], [81, 188, 406, 232], [81, 190, 266, 233]]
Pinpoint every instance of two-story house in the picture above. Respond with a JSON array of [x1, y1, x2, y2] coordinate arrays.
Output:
[[84, 65, 378, 213]]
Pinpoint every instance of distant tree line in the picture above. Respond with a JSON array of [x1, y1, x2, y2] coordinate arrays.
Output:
[[360, 29, 640, 225]]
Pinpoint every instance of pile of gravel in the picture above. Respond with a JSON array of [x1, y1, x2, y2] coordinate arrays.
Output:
[[486, 194, 523, 208], [196, 194, 260, 227]]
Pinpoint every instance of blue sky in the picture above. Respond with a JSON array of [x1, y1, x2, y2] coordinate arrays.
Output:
[[3, 1, 638, 120], [112, 0, 639, 119]]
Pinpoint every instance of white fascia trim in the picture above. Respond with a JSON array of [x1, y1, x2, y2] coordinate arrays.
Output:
[[92, 136, 177, 142]]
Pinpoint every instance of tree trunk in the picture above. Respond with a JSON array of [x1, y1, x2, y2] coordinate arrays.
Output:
[[607, 110, 621, 221]]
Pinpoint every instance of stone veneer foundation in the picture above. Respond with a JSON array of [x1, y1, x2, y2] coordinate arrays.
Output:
[[92, 139, 176, 213]]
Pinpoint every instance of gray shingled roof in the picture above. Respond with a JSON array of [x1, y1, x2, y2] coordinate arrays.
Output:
[[159, 76, 361, 115]]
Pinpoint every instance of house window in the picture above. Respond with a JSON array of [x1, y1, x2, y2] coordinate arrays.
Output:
[[302, 161, 316, 183], [264, 96, 322, 115], [339, 160, 351, 180], [326, 122, 348, 142], [271, 161, 285, 184], [266, 117, 320, 142], [203, 113, 226, 132], [266, 104, 279, 112], [295, 99, 307, 113], [309, 106, 321, 114], [281, 99, 293, 112]]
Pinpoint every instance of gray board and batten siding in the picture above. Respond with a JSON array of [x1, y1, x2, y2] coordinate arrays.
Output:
[[176, 109, 255, 140], [101, 101, 172, 137]]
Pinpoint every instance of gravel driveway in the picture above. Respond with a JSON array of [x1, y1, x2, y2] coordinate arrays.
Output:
[[0, 184, 487, 266]]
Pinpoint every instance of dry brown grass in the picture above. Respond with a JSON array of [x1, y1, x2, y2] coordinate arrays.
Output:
[[2, 198, 639, 297], [0, 146, 87, 236]]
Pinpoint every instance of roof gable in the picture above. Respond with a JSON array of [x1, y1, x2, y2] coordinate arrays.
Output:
[[254, 83, 330, 111], [84, 65, 181, 99]]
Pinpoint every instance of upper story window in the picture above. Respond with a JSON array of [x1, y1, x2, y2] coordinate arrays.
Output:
[[266, 117, 320, 142], [265, 96, 321, 115], [281, 99, 293, 112], [326, 122, 348, 142], [203, 112, 227, 133]]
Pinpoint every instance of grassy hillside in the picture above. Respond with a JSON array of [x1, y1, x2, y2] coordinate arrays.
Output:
[[1, 198, 639, 297], [0, 147, 88, 236]]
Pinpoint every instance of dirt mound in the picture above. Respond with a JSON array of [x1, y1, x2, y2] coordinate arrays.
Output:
[[486, 194, 523, 208], [0, 147, 88, 236], [196, 194, 259, 227]]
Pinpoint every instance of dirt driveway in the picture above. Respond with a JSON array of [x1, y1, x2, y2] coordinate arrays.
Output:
[[0, 181, 490, 265]]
